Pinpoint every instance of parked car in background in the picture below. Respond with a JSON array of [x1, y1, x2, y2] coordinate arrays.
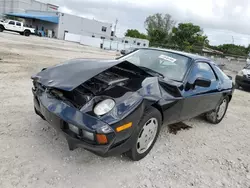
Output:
[[32, 48, 234, 161], [235, 64, 250, 90], [0, 20, 35, 36]]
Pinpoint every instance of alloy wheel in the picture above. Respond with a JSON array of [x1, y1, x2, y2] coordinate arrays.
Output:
[[136, 118, 158, 154]]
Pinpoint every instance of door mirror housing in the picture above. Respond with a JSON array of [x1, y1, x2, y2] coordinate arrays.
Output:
[[194, 77, 211, 88]]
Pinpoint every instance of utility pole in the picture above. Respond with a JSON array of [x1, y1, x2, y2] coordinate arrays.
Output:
[[232, 36, 234, 44], [114, 19, 118, 37]]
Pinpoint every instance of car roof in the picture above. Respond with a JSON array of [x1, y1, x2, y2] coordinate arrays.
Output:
[[139, 47, 212, 62]]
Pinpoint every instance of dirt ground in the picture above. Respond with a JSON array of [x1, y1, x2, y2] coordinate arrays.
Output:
[[0, 32, 250, 188]]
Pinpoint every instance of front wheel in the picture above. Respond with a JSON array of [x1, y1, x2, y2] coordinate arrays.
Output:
[[0, 27, 3, 32], [205, 96, 229, 124], [126, 107, 162, 161]]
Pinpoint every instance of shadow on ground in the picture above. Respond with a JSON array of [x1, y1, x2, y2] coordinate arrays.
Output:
[[168, 122, 192, 134]]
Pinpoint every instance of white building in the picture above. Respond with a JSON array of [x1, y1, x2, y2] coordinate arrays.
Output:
[[0, 0, 113, 40], [57, 12, 112, 40], [0, 0, 58, 17], [121, 36, 149, 48], [0, 0, 149, 50]]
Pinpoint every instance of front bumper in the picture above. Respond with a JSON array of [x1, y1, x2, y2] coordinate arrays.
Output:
[[33, 89, 138, 157], [235, 75, 250, 89]]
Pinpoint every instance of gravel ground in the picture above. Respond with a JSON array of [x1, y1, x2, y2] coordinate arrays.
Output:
[[0, 32, 250, 188]]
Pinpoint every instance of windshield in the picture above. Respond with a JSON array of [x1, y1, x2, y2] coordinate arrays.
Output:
[[119, 49, 191, 81]]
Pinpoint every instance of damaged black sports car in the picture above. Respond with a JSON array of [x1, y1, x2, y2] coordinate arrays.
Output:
[[32, 48, 234, 161]]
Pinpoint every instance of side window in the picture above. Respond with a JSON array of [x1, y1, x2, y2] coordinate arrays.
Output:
[[9, 21, 15, 25], [16, 22, 21, 26], [188, 62, 217, 83]]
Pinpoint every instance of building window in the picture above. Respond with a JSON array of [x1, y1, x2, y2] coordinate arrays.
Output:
[[134, 40, 136, 43], [9, 21, 15, 25], [92, 35, 95, 38], [143, 43, 146, 47], [16, 22, 21, 26], [137, 42, 141, 46], [110, 38, 113, 40], [122, 40, 124, 43], [125, 40, 128, 44], [101, 36, 105, 39], [111, 31, 114, 36], [102, 26, 107, 32]]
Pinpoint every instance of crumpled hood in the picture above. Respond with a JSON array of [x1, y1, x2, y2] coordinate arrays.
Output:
[[32, 59, 123, 91]]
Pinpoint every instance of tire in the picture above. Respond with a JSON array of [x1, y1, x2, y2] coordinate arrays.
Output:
[[126, 107, 162, 161], [20, 32, 24, 36], [0, 27, 3, 32], [24, 30, 30, 36], [205, 96, 229, 124]]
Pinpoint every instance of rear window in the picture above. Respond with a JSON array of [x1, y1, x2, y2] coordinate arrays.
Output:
[[16, 22, 21, 26]]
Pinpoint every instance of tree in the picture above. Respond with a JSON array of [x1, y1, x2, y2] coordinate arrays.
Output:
[[172, 23, 209, 53], [217, 44, 247, 56], [144, 13, 176, 46], [125, 29, 148, 39], [245, 44, 250, 56]]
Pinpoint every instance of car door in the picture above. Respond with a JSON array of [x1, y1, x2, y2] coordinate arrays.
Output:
[[180, 61, 222, 120], [5, 20, 16, 31], [15, 22, 22, 32]]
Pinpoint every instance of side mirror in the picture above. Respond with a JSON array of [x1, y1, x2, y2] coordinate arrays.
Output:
[[194, 77, 211, 88]]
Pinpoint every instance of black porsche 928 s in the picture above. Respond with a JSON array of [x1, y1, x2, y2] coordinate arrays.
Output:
[[32, 48, 234, 161]]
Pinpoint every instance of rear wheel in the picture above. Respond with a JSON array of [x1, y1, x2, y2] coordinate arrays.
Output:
[[24, 30, 30, 36], [0, 27, 3, 32], [126, 107, 162, 161], [205, 96, 229, 124]]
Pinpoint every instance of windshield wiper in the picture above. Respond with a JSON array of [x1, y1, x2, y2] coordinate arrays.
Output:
[[138, 66, 165, 78]]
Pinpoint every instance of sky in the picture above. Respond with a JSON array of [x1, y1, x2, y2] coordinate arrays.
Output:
[[45, 0, 250, 46]]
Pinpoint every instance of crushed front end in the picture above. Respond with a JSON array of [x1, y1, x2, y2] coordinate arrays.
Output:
[[32, 81, 122, 156], [31, 60, 151, 156]]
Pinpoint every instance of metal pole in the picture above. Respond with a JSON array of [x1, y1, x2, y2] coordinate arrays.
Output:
[[114, 19, 118, 36]]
